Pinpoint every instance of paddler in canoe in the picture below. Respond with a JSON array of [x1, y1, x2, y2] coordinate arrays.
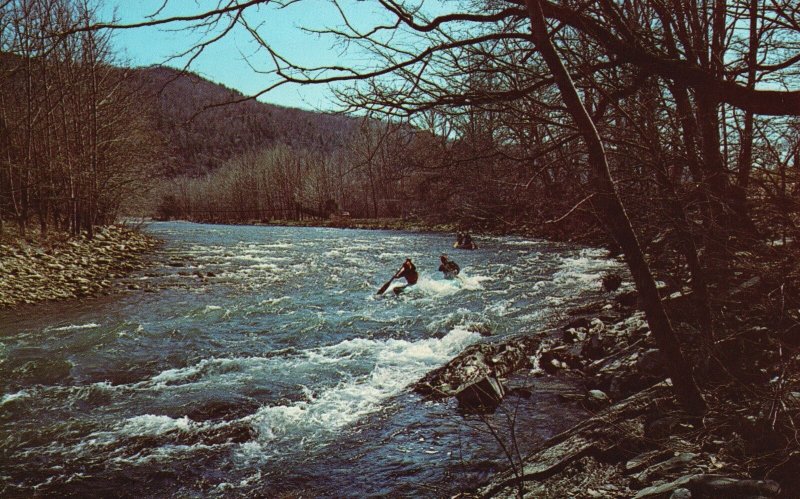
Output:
[[454, 231, 477, 250], [438, 254, 460, 279], [376, 258, 418, 295]]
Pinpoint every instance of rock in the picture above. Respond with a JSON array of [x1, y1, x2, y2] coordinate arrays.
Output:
[[633, 452, 698, 486], [455, 376, 505, 413], [585, 389, 611, 410], [633, 474, 780, 499], [563, 327, 585, 343], [581, 334, 605, 360], [540, 344, 583, 373], [616, 290, 639, 307], [479, 383, 674, 498], [588, 389, 609, 401], [589, 318, 605, 334], [602, 272, 623, 292], [733, 276, 761, 294], [468, 323, 493, 337], [670, 488, 692, 499], [626, 449, 674, 473], [413, 336, 541, 398]]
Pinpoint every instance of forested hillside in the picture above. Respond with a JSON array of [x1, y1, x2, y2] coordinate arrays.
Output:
[[131, 66, 359, 177]]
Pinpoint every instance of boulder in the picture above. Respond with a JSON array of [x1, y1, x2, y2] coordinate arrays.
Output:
[[455, 376, 506, 413], [633, 474, 780, 499], [602, 272, 623, 292], [616, 290, 639, 308], [413, 336, 541, 398]]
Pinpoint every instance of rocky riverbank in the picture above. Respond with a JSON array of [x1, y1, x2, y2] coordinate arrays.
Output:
[[0, 225, 159, 308], [414, 283, 789, 498]]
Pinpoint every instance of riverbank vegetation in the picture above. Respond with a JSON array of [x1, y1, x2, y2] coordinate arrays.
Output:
[[0, 1, 156, 238]]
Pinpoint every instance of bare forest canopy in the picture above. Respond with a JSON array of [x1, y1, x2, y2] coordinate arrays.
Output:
[[0, 0, 156, 238]]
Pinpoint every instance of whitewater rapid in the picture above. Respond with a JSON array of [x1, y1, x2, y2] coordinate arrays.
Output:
[[0, 222, 622, 497]]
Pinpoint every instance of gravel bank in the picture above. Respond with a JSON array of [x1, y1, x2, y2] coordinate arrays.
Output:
[[0, 225, 158, 308]]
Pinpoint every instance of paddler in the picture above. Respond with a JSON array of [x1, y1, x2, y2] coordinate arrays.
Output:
[[438, 254, 460, 279], [392, 258, 418, 294]]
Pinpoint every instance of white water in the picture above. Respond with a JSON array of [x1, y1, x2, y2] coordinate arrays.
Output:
[[0, 222, 624, 497]]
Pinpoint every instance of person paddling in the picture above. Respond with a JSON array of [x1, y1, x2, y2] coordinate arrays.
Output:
[[454, 231, 477, 250], [438, 254, 460, 279], [376, 258, 419, 295], [392, 258, 418, 294]]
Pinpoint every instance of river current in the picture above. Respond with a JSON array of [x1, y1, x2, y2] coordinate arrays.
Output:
[[0, 222, 622, 497]]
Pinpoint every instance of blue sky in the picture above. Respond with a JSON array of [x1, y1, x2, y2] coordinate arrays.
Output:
[[103, 1, 395, 112]]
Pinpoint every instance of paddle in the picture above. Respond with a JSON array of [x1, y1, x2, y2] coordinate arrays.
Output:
[[377, 274, 398, 295]]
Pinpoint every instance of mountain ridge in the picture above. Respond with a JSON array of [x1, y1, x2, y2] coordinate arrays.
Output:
[[131, 65, 358, 176]]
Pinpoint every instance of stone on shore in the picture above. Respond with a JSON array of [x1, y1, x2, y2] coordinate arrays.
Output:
[[455, 376, 506, 413], [0, 225, 158, 309], [633, 474, 780, 499]]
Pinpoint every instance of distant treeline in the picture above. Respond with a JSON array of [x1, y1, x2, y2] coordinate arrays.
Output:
[[153, 116, 570, 229], [0, 0, 155, 237]]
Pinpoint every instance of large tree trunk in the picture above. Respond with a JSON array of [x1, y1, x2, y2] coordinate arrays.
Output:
[[526, 0, 706, 415], [641, 83, 715, 345], [734, 0, 759, 233]]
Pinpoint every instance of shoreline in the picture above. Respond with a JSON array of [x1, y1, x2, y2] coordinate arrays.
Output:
[[432, 290, 785, 498], [154, 216, 608, 247], [0, 224, 159, 309]]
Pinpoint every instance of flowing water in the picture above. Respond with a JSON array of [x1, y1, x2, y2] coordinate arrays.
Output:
[[0, 222, 622, 497]]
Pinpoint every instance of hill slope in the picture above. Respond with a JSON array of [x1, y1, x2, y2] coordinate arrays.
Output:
[[132, 66, 357, 176]]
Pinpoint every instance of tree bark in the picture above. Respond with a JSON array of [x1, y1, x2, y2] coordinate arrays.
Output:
[[734, 0, 759, 231], [526, 0, 706, 415]]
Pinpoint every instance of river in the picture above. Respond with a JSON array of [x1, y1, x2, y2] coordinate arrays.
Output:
[[0, 221, 622, 497]]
